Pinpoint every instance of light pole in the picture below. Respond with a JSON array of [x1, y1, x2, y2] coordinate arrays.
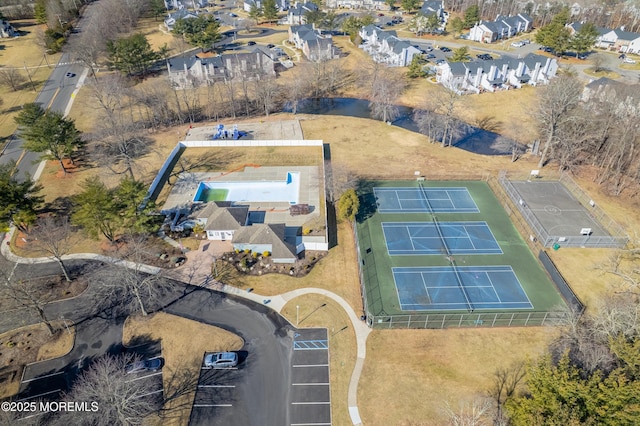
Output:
[[296, 305, 299, 326]]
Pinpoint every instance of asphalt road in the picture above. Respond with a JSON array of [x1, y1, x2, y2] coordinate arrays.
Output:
[[13, 259, 297, 425]]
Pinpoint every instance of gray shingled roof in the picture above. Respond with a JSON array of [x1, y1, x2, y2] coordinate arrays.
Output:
[[232, 223, 296, 260]]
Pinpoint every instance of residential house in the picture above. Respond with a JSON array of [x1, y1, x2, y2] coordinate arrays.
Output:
[[595, 28, 640, 52], [289, 24, 338, 61], [287, 2, 318, 25], [245, 0, 289, 12], [582, 78, 640, 116], [421, 0, 444, 20], [232, 223, 297, 263], [436, 53, 558, 93], [358, 25, 420, 67], [468, 13, 532, 43], [328, 0, 387, 9], [164, 9, 199, 31], [167, 50, 276, 88], [195, 202, 248, 240], [0, 19, 16, 38]]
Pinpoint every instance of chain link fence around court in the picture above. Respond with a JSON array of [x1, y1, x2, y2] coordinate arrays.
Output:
[[498, 171, 628, 248]]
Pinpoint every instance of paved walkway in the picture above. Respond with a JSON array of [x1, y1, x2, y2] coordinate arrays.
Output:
[[1, 230, 370, 425]]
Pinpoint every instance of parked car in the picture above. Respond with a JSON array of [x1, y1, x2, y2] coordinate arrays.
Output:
[[204, 352, 238, 368], [267, 43, 275, 48], [623, 57, 637, 64], [247, 41, 256, 45], [125, 358, 164, 374], [476, 53, 493, 60], [377, 13, 384, 16], [229, 12, 238, 17], [425, 53, 436, 59], [439, 46, 451, 52], [522, 39, 530, 44], [511, 41, 524, 48], [435, 59, 447, 65]]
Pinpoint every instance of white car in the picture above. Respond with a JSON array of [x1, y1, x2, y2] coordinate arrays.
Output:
[[204, 352, 238, 368], [623, 57, 637, 64], [511, 41, 524, 48]]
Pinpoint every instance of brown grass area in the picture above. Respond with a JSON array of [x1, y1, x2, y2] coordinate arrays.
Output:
[[0, 321, 74, 399], [245, 221, 363, 314], [360, 327, 557, 425], [280, 295, 356, 426], [582, 68, 622, 79], [0, 20, 60, 141], [123, 312, 244, 425]]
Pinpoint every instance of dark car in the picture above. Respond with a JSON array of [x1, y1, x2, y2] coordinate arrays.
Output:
[[247, 41, 256, 46], [267, 43, 275, 48], [476, 53, 493, 60], [439, 46, 451, 52], [125, 358, 164, 374], [425, 53, 436, 59]]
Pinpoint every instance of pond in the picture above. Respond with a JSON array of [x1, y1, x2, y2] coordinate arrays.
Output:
[[283, 97, 524, 156]]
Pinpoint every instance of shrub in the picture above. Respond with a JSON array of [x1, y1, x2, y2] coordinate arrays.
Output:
[[252, 251, 259, 258], [244, 249, 251, 254], [263, 251, 270, 257]]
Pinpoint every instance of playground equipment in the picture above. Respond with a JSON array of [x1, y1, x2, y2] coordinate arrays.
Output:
[[212, 124, 247, 140]]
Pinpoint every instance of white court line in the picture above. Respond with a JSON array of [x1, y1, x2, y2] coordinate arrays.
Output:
[[21, 371, 64, 384], [193, 404, 233, 407], [18, 389, 61, 402], [293, 364, 329, 368], [291, 401, 331, 405], [292, 383, 330, 386], [201, 366, 237, 370]]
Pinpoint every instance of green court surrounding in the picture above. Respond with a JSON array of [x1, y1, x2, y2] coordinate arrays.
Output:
[[355, 180, 567, 328]]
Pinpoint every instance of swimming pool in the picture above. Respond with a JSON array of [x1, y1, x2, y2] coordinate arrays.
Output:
[[193, 172, 300, 204]]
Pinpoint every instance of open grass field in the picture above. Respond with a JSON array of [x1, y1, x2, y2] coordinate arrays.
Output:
[[123, 312, 244, 426], [0, 20, 60, 144]]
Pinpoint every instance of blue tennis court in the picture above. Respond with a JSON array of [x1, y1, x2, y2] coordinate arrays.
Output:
[[393, 266, 533, 311], [382, 221, 502, 255], [374, 187, 479, 213]]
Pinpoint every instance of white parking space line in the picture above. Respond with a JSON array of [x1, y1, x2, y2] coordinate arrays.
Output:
[[125, 371, 162, 383], [201, 367, 238, 370], [21, 371, 64, 383], [17, 389, 61, 401], [291, 423, 332, 426], [198, 385, 235, 388], [193, 404, 233, 407], [292, 383, 330, 386], [292, 364, 329, 368], [291, 401, 331, 405]]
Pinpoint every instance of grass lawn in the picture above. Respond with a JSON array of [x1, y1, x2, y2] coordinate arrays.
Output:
[[123, 312, 244, 426], [0, 20, 60, 145], [582, 68, 622, 79]]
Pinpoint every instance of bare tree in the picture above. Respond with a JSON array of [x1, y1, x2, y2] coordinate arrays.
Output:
[[325, 162, 359, 203], [441, 398, 494, 426], [0, 68, 27, 91], [282, 64, 311, 114], [414, 108, 443, 144], [0, 270, 56, 335], [590, 53, 607, 73], [535, 76, 583, 168], [486, 361, 525, 424], [56, 354, 162, 426], [430, 86, 462, 147], [369, 68, 406, 123], [253, 75, 281, 116], [27, 216, 73, 282], [93, 236, 175, 317]]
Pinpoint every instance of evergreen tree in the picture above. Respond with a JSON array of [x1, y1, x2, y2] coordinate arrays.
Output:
[[248, 3, 263, 24], [449, 16, 464, 35], [337, 189, 359, 221], [535, 8, 572, 55], [463, 5, 479, 28], [72, 177, 119, 242], [172, 16, 222, 50], [34, 0, 47, 25], [571, 22, 599, 56], [0, 163, 43, 232], [401, 0, 421, 14], [114, 177, 158, 235], [451, 46, 470, 62], [262, 0, 279, 23], [107, 33, 159, 76], [406, 55, 427, 78], [14, 103, 45, 128]]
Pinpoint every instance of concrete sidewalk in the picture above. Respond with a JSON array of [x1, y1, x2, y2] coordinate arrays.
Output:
[[1, 229, 370, 425]]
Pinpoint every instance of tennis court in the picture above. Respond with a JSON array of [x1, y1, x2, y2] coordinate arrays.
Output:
[[374, 187, 479, 213], [382, 221, 502, 255], [393, 266, 533, 311]]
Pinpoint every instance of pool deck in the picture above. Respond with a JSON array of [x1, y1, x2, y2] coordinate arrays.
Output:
[[162, 166, 322, 228], [185, 120, 304, 141]]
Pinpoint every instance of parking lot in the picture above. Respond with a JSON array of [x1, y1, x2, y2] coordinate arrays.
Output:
[[290, 328, 331, 426]]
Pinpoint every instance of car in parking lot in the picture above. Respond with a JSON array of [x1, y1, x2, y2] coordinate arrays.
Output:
[[476, 53, 493, 60], [204, 352, 238, 368], [377, 13, 384, 16], [247, 41, 256, 45], [425, 53, 436, 59], [511, 41, 524, 48], [439, 46, 451, 52], [435, 59, 447, 65], [623, 57, 637, 64], [229, 12, 238, 17], [125, 357, 164, 374], [267, 43, 275, 48]]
